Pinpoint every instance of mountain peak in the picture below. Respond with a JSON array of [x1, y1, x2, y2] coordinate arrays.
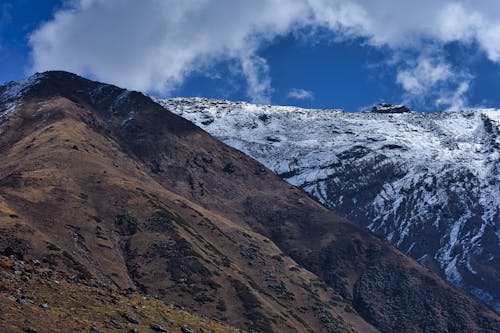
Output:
[[1, 71, 126, 104], [0, 71, 144, 123], [1, 71, 84, 98]]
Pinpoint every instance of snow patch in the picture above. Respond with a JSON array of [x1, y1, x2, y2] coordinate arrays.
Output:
[[0, 72, 46, 122]]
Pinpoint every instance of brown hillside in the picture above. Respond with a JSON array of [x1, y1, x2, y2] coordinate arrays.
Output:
[[0, 71, 498, 333], [0, 254, 243, 333]]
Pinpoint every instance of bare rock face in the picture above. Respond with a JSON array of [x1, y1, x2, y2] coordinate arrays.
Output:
[[0, 72, 498, 333]]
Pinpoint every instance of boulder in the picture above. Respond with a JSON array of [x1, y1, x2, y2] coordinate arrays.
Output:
[[371, 103, 410, 113]]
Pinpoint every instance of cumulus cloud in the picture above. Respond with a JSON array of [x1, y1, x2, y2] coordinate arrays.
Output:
[[436, 81, 470, 111], [28, 0, 500, 106], [287, 88, 314, 100], [396, 56, 471, 110], [29, 0, 310, 103], [240, 55, 273, 104], [397, 57, 453, 96]]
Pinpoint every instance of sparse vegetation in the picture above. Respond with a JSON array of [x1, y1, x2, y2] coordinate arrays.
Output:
[[0, 255, 243, 333]]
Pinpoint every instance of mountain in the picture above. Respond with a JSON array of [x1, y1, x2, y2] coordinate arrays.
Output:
[[0, 72, 498, 333], [160, 97, 500, 314]]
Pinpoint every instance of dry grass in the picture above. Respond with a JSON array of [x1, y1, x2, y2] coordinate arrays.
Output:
[[0, 256, 243, 333]]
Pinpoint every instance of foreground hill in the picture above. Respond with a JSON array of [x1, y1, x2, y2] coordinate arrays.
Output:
[[0, 71, 498, 332], [0, 254, 240, 333], [162, 97, 500, 313]]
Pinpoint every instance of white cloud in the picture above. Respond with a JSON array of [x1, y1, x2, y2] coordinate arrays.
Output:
[[396, 55, 472, 110], [28, 0, 500, 106], [436, 81, 470, 111], [240, 55, 273, 104], [396, 57, 452, 95], [287, 88, 314, 100], [29, 0, 310, 103]]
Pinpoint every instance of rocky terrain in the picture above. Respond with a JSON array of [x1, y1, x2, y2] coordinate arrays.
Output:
[[0, 71, 498, 332], [161, 97, 500, 314], [0, 254, 241, 333]]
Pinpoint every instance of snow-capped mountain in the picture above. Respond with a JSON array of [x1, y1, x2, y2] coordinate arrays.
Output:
[[159, 97, 500, 313]]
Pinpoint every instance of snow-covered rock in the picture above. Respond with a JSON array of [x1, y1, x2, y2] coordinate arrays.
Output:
[[371, 103, 411, 113], [0, 73, 46, 121], [159, 97, 500, 313]]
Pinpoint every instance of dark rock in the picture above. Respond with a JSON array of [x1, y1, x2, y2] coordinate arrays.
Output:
[[13, 261, 23, 272], [22, 327, 38, 333], [201, 118, 214, 125], [181, 325, 195, 333], [111, 319, 122, 329], [258, 114, 270, 123], [216, 299, 227, 312], [371, 103, 410, 113], [115, 214, 138, 235], [90, 325, 100, 332], [266, 135, 281, 142], [0, 172, 23, 189], [222, 163, 236, 173], [122, 312, 139, 324], [150, 323, 168, 332], [17, 298, 27, 305], [254, 166, 266, 175], [267, 281, 295, 301]]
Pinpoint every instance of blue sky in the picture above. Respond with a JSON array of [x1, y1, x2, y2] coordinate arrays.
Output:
[[0, 1, 61, 82], [176, 34, 404, 110], [2, 0, 500, 112]]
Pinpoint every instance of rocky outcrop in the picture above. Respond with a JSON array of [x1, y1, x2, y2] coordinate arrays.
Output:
[[371, 103, 411, 113]]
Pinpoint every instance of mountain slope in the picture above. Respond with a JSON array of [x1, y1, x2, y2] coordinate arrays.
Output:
[[161, 97, 500, 314], [0, 74, 368, 333], [0, 254, 241, 333], [0, 72, 498, 332]]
